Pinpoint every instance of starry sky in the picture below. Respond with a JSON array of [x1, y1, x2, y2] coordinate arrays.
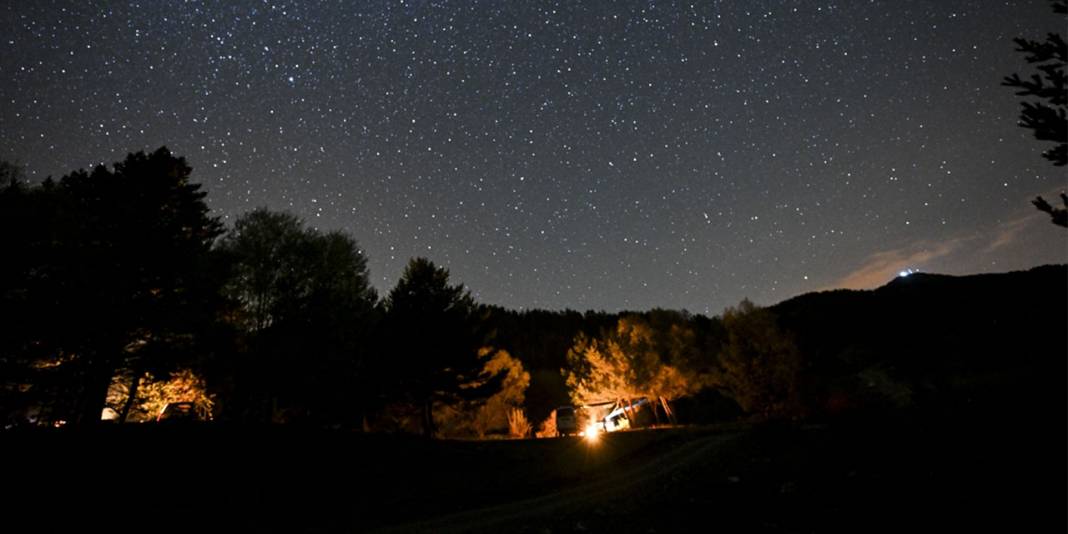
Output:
[[2, 1, 1065, 314]]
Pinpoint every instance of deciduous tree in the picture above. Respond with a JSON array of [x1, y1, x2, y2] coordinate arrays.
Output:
[[717, 300, 802, 420], [217, 208, 378, 425], [565, 314, 706, 423]]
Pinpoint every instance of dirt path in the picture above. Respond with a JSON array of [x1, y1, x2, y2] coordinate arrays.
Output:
[[373, 430, 741, 533]]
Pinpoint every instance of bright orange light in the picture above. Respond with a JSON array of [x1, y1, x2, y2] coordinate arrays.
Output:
[[583, 423, 601, 443]]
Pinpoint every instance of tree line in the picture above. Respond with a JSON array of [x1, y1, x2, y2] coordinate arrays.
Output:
[[3, 149, 1064, 436], [0, 148, 816, 435], [2, 1, 1063, 435]]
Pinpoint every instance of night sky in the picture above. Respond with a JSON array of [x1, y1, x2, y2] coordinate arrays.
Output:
[[2, 1, 1065, 313]]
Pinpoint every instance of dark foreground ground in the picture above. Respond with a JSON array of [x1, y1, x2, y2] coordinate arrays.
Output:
[[6, 412, 1064, 533]]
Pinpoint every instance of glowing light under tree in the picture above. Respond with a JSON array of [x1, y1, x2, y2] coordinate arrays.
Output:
[[583, 422, 601, 444]]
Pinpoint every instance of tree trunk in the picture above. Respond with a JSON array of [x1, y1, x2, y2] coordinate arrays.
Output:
[[75, 356, 114, 427], [118, 371, 144, 423], [659, 396, 676, 424], [422, 398, 436, 438]]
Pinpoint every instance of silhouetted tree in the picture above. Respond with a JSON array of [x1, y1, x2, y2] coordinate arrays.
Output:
[[1032, 192, 1068, 227], [1003, 0, 1067, 227], [217, 208, 378, 425], [0, 162, 41, 424], [381, 258, 486, 437], [219, 210, 306, 331], [0, 148, 223, 426], [0, 160, 23, 184]]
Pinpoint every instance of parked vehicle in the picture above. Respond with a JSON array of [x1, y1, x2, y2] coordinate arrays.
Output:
[[554, 406, 579, 436]]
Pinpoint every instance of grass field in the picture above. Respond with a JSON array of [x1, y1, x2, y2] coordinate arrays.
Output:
[[7, 414, 1063, 533]]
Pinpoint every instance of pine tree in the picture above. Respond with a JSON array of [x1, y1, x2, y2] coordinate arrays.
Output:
[[1003, 0, 1067, 227]]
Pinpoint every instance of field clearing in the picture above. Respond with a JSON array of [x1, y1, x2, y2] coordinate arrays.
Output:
[[7, 416, 1063, 532]]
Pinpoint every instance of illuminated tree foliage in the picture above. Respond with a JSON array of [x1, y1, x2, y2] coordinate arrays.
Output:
[[436, 348, 531, 438], [106, 368, 214, 422], [718, 300, 802, 420], [470, 349, 530, 437], [565, 314, 707, 422], [1003, 0, 1067, 227]]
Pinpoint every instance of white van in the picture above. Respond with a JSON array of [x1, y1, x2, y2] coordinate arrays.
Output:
[[554, 406, 579, 436]]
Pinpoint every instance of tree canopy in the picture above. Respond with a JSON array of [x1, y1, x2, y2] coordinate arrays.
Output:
[[0, 147, 223, 425], [718, 300, 802, 420], [565, 313, 710, 421], [381, 258, 488, 437], [216, 208, 378, 424]]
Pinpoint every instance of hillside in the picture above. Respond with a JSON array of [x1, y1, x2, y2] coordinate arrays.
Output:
[[491, 264, 1067, 426], [772, 264, 1067, 421]]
